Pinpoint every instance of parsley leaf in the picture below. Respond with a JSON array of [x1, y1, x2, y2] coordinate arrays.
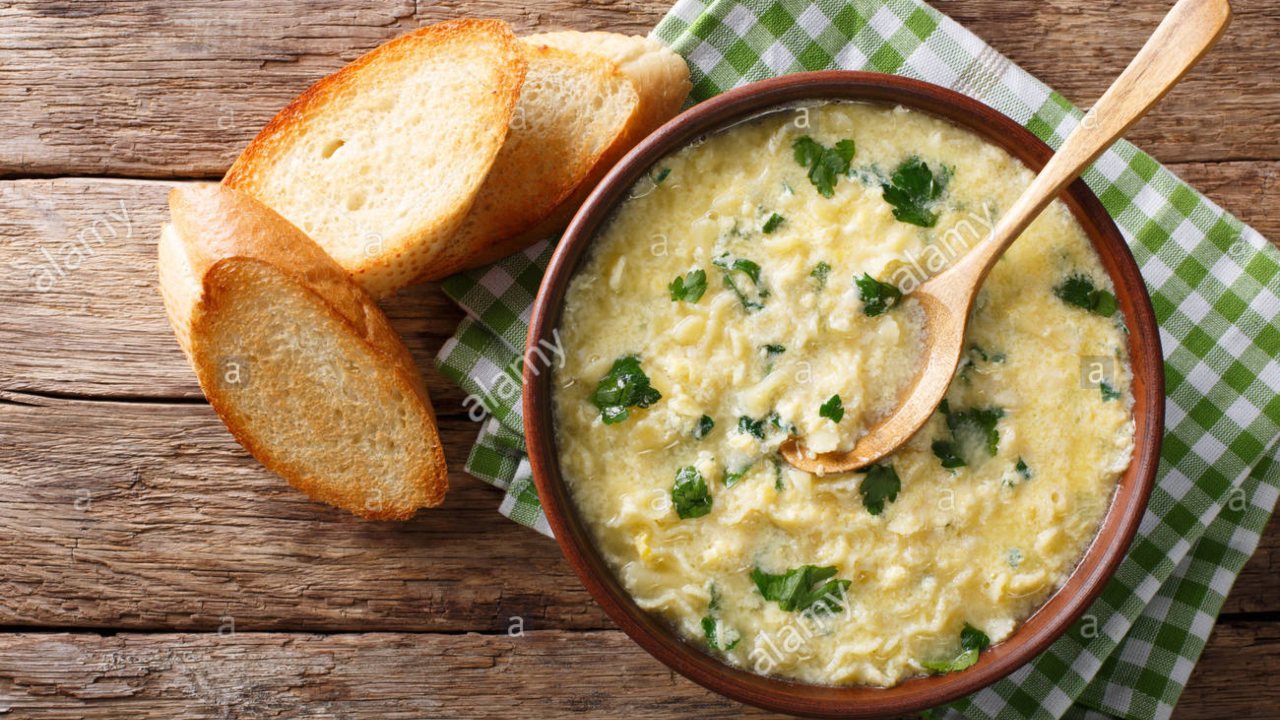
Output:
[[672, 466, 712, 519], [932, 439, 967, 469], [819, 394, 844, 423], [668, 269, 707, 303], [763, 344, 785, 374], [768, 412, 796, 435], [881, 157, 949, 227], [1100, 382, 1122, 401], [792, 136, 856, 198], [793, 136, 824, 168], [701, 615, 740, 651], [860, 463, 901, 515], [713, 254, 769, 312], [589, 355, 661, 425], [652, 167, 671, 184], [946, 406, 1005, 457], [1054, 274, 1118, 318], [693, 415, 715, 440], [762, 213, 785, 234], [811, 261, 832, 289], [1016, 457, 1033, 480], [723, 462, 752, 488], [751, 565, 851, 613], [738, 416, 766, 440], [922, 623, 991, 674], [855, 273, 903, 316]]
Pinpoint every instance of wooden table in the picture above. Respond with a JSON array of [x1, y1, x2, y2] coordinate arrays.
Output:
[[1, 1, 1276, 717]]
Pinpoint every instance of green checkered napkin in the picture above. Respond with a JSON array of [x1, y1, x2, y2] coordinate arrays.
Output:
[[435, 1, 1280, 717]]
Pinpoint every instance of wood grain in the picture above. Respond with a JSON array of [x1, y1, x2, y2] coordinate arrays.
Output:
[[0, 0, 664, 179], [1, 0, 1278, 179], [2, 166, 1275, 397], [0, 391, 608, 633], [0, 630, 781, 719], [0, 178, 470, 408], [0, 624, 1275, 719]]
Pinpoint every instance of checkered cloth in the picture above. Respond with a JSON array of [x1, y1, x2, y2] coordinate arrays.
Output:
[[435, 1, 1280, 717]]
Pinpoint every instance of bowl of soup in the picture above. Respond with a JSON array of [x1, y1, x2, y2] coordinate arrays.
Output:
[[523, 71, 1163, 717]]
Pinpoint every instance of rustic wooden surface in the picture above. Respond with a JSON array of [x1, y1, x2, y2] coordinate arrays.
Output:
[[0, 0, 1277, 717]]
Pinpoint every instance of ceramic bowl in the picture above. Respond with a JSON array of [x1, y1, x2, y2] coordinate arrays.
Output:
[[523, 71, 1164, 718]]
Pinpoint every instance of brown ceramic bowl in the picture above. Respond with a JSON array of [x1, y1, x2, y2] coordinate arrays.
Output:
[[523, 71, 1163, 718]]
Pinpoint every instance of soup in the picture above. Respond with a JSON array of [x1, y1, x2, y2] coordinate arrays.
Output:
[[552, 102, 1134, 686]]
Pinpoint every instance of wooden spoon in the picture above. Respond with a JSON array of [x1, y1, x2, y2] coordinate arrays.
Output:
[[781, 0, 1231, 475]]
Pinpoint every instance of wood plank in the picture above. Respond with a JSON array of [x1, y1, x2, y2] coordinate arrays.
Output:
[[1177, 621, 1280, 718], [1, 1, 1278, 178], [1, 164, 1275, 399], [0, 0, 665, 179], [0, 392, 609, 633], [943, 0, 1280, 165], [1, 389, 1276, 632], [1225, 509, 1280, 615], [0, 624, 1274, 719], [0, 630, 781, 719], [0, 178, 470, 408]]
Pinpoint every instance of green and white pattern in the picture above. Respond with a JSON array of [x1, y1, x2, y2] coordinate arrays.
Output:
[[434, 1, 1280, 718]]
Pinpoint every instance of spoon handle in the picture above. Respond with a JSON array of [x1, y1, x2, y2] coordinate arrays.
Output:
[[951, 0, 1231, 291]]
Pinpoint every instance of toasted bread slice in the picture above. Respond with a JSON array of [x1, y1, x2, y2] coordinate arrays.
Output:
[[449, 31, 691, 269], [426, 42, 639, 278], [158, 184, 448, 519], [223, 19, 527, 298], [526, 31, 690, 155]]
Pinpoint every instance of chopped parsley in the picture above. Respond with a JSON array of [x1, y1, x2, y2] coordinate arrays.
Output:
[[922, 624, 991, 674], [768, 412, 796, 435], [946, 404, 1005, 457], [763, 344, 786, 374], [969, 344, 1005, 363], [723, 463, 752, 488], [668, 269, 707, 303], [651, 167, 671, 184], [1016, 457, 1033, 480], [693, 415, 715, 440], [672, 466, 712, 519], [751, 564, 851, 613], [1100, 382, 1122, 401], [860, 463, 901, 516], [819, 394, 844, 423], [738, 415, 766, 440], [762, 213, 785, 234], [881, 156, 950, 227], [855, 273, 903, 316], [589, 355, 661, 425], [701, 615, 740, 651], [713, 254, 769, 312], [702, 584, 740, 651], [932, 439, 966, 469], [792, 136, 856, 198], [1054, 274, 1118, 318], [810, 261, 832, 289], [770, 454, 785, 491], [1008, 548, 1024, 568]]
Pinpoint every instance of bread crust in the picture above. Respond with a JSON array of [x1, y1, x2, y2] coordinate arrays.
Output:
[[160, 184, 448, 519], [453, 31, 692, 270], [223, 19, 528, 298], [422, 42, 638, 279]]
